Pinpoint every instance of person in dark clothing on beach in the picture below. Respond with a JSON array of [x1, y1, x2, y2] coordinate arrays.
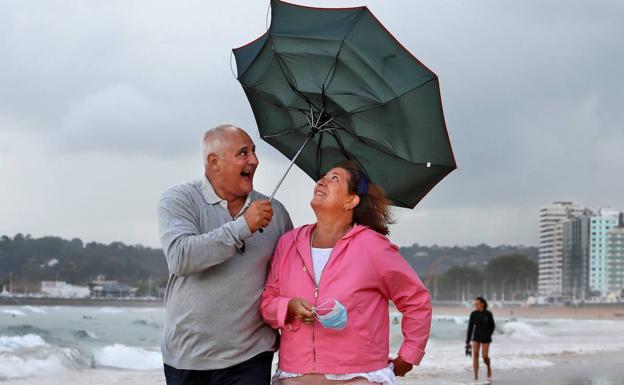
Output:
[[466, 296, 495, 381]]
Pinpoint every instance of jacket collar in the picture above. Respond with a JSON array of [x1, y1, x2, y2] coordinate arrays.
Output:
[[294, 224, 369, 285]]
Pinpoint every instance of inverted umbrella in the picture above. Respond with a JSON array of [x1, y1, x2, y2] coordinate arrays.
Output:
[[233, 0, 456, 208]]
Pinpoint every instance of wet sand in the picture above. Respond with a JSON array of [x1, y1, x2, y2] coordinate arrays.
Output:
[[396, 350, 624, 385], [6, 353, 624, 385]]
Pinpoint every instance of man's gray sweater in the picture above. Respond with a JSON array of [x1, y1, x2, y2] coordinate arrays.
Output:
[[157, 177, 292, 370]]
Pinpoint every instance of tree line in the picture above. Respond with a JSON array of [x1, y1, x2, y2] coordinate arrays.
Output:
[[423, 254, 538, 301], [0, 234, 168, 294], [1, 234, 537, 300]]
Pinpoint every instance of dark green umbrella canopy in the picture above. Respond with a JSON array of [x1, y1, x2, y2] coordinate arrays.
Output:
[[233, 0, 456, 208]]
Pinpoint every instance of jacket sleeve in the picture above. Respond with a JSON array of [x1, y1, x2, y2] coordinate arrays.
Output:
[[372, 235, 432, 366], [489, 312, 496, 335], [466, 312, 475, 343], [260, 237, 295, 330], [158, 189, 252, 277]]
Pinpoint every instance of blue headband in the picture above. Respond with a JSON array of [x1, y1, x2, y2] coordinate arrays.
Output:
[[357, 172, 369, 196]]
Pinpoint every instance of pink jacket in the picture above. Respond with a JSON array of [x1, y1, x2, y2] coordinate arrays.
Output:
[[261, 224, 432, 374]]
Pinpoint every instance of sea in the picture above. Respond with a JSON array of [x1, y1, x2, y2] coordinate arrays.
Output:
[[1, 306, 624, 383]]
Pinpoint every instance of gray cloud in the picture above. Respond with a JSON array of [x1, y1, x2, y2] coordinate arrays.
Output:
[[1, 0, 622, 248]]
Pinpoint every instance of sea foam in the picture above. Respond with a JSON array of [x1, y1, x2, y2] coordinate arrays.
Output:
[[94, 344, 162, 370]]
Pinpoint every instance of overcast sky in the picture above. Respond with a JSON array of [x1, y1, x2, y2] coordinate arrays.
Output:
[[1, 0, 622, 248]]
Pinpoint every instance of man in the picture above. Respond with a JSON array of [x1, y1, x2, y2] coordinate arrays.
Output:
[[158, 124, 293, 385]]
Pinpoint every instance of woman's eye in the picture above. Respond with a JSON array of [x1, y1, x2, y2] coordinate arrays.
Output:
[[332, 176, 339, 181]]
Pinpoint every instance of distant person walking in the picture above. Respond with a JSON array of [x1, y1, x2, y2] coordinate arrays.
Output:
[[158, 124, 293, 385], [466, 297, 495, 381]]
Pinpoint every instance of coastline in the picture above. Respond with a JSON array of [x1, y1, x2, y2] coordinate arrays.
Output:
[[0, 296, 163, 307], [3, 298, 624, 319], [432, 304, 624, 320]]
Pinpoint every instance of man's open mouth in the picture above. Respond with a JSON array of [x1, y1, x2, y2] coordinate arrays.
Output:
[[241, 170, 254, 180]]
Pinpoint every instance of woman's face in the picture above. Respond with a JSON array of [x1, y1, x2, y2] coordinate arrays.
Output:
[[474, 299, 485, 311], [310, 167, 357, 213]]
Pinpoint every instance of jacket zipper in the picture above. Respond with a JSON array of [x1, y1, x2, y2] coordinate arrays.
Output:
[[305, 226, 348, 373], [301, 260, 319, 371], [313, 287, 318, 371]]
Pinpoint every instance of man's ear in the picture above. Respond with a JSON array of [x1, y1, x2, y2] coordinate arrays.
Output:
[[207, 153, 219, 171]]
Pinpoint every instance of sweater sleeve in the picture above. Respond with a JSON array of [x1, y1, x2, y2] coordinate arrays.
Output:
[[489, 311, 496, 335], [372, 235, 432, 366], [158, 189, 252, 277], [260, 236, 294, 330]]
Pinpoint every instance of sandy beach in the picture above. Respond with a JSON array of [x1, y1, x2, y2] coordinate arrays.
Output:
[[484, 351, 624, 385]]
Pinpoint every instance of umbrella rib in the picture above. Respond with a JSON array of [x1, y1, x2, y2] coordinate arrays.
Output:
[[335, 77, 437, 119], [262, 120, 310, 139], [315, 132, 324, 180], [241, 85, 310, 114], [328, 125, 454, 208], [269, 36, 320, 113], [330, 118, 452, 169], [261, 109, 332, 140], [321, 8, 367, 89], [325, 129, 371, 179]]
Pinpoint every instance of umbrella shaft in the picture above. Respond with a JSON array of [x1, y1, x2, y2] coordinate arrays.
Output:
[[269, 135, 313, 202]]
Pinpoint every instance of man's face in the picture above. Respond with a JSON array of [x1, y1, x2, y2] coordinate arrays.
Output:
[[215, 130, 258, 198]]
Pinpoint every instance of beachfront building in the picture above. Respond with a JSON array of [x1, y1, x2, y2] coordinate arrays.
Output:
[[588, 209, 622, 294], [89, 280, 137, 298], [562, 216, 591, 300], [538, 202, 589, 297], [607, 227, 624, 296]]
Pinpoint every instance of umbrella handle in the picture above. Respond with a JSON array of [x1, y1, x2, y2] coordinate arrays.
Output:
[[258, 134, 314, 233]]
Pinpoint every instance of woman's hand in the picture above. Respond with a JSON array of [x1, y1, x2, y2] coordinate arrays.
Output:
[[287, 298, 314, 325], [391, 356, 413, 377]]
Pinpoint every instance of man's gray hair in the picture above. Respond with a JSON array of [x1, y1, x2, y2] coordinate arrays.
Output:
[[201, 124, 241, 164]]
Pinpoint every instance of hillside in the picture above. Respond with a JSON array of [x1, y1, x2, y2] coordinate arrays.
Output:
[[0, 234, 537, 291], [399, 243, 538, 276]]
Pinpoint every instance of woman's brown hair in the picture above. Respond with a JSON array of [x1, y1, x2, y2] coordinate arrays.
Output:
[[334, 160, 395, 235]]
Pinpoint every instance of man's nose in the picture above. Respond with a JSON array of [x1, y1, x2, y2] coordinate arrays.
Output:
[[249, 151, 259, 165]]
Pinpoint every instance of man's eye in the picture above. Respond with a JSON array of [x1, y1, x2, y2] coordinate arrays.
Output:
[[332, 176, 339, 181]]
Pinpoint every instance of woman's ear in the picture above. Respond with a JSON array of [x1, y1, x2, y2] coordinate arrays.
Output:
[[347, 195, 360, 210]]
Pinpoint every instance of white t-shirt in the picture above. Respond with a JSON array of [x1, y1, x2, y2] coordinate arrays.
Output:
[[311, 247, 333, 286]]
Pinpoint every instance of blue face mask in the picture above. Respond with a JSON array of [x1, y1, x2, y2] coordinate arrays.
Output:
[[313, 299, 348, 330]]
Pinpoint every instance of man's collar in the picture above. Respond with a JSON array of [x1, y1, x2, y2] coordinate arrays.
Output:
[[201, 176, 253, 218], [201, 176, 223, 205]]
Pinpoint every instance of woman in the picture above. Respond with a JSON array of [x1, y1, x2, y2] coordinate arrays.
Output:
[[261, 160, 432, 385], [466, 297, 495, 381]]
